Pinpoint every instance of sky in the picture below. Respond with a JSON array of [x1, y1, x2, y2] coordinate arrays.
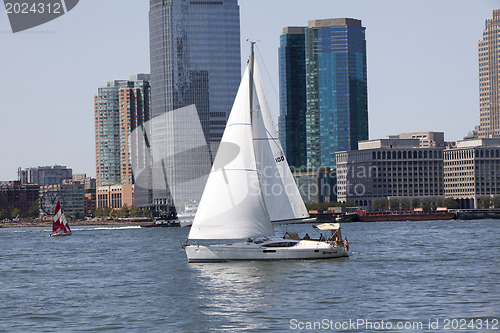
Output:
[[0, 0, 496, 181]]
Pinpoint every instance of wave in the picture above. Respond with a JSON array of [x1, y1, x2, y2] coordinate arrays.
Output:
[[91, 226, 142, 230]]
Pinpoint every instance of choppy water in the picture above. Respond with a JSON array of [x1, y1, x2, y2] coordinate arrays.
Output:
[[0, 220, 498, 332]]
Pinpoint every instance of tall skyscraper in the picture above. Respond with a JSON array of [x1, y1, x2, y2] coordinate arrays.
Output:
[[94, 74, 151, 189], [278, 18, 368, 170], [306, 18, 368, 169], [478, 9, 500, 138], [149, 0, 241, 216], [279, 27, 307, 170]]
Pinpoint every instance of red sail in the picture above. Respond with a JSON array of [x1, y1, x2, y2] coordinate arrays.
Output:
[[52, 201, 62, 232], [61, 212, 71, 233], [52, 201, 70, 233]]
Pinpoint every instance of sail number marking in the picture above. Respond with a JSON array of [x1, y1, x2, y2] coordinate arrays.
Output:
[[275, 156, 285, 163]]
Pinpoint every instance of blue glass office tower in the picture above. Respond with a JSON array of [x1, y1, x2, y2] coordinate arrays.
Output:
[[149, 0, 240, 216], [306, 18, 368, 169], [279, 27, 307, 170]]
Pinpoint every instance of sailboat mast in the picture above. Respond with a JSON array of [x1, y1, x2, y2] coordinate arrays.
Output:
[[249, 41, 255, 118]]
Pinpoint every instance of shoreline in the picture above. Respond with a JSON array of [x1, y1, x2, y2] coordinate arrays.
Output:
[[0, 219, 146, 228]]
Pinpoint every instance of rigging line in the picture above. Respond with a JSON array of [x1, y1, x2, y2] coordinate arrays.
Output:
[[255, 44, 279, 105]]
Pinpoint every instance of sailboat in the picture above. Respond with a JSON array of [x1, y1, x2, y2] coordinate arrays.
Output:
[[49, 201, 72, 237], [184, 42, 348, 262]]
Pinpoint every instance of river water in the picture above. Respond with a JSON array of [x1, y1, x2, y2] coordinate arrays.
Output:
[[0, 220, 498, 332]]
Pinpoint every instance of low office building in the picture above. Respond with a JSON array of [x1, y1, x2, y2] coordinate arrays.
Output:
[[444, 138, 500, 208], [292, 170, 337, 204], [336, 138, 444, 209], [397, 131, 445, 147], [85, 193, 97, 214], [73, 174, 96, 213], [40, 181, 85, 217], [0, 181, 39, 216], [97, 184, 134, 209], [18, 165, 72, 186]]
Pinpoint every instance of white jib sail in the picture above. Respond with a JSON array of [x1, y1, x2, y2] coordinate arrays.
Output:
[[252, 62, 310, 223], [188, 66, 274, 240]]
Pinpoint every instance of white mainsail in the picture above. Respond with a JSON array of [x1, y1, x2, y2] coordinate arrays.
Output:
[[188, 65, 274, 240], [252, 63, 310, 223]]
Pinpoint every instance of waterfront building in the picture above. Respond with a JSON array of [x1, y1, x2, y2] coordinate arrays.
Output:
[[336, 138, 444, 209], [18, 165, 72, 186], [85, 192, 96, 214], [397, 132, 446, 148], [73, 174, 96, 213], [94, 74, 151, 190], [96, 184, 134, 210], [305, 18, 368, 169], [293, 170, 337, 204], [444, 138, 500, 208], [149, 0, 241, 216], [478, 9, 500, 138], [279, 27, 307, 169], [72, 174, 96, 192], [465, 126, 480, 140], [40, 180, 85, 217], [0, 181, 39, 216]]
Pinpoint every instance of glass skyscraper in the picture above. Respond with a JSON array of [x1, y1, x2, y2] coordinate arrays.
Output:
[[279, 27, 307, 170], [306, 18, 368, 169], [478, 9, 500, 138], [279, 18, 368, 170], [149, 0, 240, 216]]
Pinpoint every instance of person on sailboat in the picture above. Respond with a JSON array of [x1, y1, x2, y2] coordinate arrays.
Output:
[[303, 233, 310, 240], [344, 237, 349, 251], [319, 233, 325, 241]]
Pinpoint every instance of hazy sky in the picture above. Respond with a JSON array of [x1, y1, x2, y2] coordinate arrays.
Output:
[[0, 0, 496, 180]]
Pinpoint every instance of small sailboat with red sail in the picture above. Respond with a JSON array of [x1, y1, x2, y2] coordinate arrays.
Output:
[[49, 201, 72, 237]]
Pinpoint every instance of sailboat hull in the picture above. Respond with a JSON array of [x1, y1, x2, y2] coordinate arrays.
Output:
[[186, 239, 348, 263], [49, 232, 71, 237]]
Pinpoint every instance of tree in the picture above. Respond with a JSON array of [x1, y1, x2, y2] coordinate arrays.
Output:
[[493, 198, 500, 208], [118, 204, 129, 217], [141, 207, 151, 217], [419, 198, 432, 211], [389, 199, 401, 211], [400, 199, 412, 211], [305, 201, 356, 212], [129, 205, 141, 217], [93, 207, 112, 218], [93, 208, 104, 218], [11, 208, 21, 219], [477, 197, 491, 209], [430, 198, 439, 210], [0, 209, 8, 220], [372, 198, 389, 211], [443, 198, 458, 209], [29, 199, 40, 218]]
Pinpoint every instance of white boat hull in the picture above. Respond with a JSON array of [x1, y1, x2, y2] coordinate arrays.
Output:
[[186, 239, 348, 263], [50, 232, 71, 237]]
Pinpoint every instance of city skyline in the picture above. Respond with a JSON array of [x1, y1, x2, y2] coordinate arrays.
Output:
[[0, 0, 496, 180]]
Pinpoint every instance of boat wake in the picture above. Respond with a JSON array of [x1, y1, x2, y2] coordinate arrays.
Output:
[[92, 226, 142, 230]]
